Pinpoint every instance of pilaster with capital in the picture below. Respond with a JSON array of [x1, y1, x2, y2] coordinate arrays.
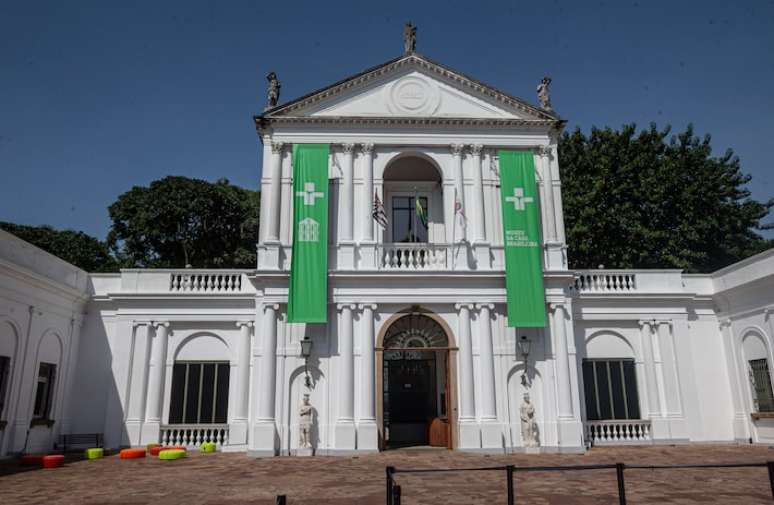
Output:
[[267, 141, 285, 242], [720, 318, 750, 440], [456, 303, 479, 448], [336, 303, 357, 450], [126, 322, 152, 445], [140, 321, 170, 444], [549, 303, 573, 419], [455, 303, 476, 421], [357, 303, 378, 450], [340, 143, 356, 242], [253, 304, 280, 454], [638, 320, 661, 418], [476, 303, 497, 421], [360, 143, 375, 243], [235, 321, 254, 422], [450, 144, 466, 243], [469, 144, 486, 243]]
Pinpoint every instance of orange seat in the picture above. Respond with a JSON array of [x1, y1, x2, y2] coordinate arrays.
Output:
[[119, 448, 146, 459], [42, 455, 65, 469]]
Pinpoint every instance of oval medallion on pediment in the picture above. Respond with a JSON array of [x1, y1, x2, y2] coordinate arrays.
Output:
[[386, 75, 441, 116]]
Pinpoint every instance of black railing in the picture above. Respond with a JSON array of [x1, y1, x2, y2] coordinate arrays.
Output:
[[386, 461, 774, 505]]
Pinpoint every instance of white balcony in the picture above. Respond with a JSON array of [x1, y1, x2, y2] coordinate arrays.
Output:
[[378, 243, 450, 270], [160, 424, 229, 448], [573, 269, 689, 295], [584, 420, 652, 446]]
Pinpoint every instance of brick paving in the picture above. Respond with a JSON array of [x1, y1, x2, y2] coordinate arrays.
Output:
[[1, 444, 773, 504]]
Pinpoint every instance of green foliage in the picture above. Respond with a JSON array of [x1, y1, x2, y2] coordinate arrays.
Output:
[[0, 222, 119, 272], [559, 123, 773, 272], [107, 176, 260, 268]]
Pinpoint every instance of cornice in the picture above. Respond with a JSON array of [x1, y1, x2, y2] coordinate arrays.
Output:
[[257, 116, 562, 130]]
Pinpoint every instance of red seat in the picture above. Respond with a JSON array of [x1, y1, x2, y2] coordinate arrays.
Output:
[[42, 454, 65, 469], [19, 454, 44, 466], [119, 448, 146, 459]]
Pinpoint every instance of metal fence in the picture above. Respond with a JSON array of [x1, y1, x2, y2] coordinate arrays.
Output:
[[385, 461, 774, 505]]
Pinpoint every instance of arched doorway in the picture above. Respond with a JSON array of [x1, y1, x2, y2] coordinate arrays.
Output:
[[376, 309, 457, 449]]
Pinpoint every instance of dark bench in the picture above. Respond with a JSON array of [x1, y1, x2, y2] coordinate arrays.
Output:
[[58, 433, 103, 452]]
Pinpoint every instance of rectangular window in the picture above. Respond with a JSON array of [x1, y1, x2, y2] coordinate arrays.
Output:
[[0, 355, 10, 419], [391, 196, 428, 243], [582, 359, 641, 421], [749, 359, 774, 412], [168, 362, 229, 424], [33, 362, 56, 419]]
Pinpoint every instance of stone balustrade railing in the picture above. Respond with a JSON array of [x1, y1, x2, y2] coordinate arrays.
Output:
[[584, 420, 652, 446], [160, 424, 229, 447], [378, 243, 449, 270], [575, 272, 637, 293], [169, 272, 244, 293]]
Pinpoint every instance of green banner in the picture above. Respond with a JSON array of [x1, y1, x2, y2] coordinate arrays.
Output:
[[288, 144, 330, 323], [498, 150, 546, 327]]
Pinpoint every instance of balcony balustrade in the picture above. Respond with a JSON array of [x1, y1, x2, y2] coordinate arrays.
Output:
[[584, 420, 652, 446], [160, 424, 229, 448], [378, 243, 450, 270]]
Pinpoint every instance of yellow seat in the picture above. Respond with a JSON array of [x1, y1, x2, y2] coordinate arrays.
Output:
[[158, 449, 186, 460], [200, 442, 217, 453], [85, 448, 104, 460]]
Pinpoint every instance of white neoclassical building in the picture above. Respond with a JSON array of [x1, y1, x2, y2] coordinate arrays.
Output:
[[2, 49, 774, 458]]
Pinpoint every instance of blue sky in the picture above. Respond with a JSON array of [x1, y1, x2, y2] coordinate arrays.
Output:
[[1, 0, 772, 239]]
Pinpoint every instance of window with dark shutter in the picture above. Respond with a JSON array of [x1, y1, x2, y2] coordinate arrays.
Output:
[[168, 362, 230, 424], [582, 359, 641, 421]]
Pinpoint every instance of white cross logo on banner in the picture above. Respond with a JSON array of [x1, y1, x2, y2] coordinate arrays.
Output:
[[297, 182, 324, 206], [505, 187, 534, 211]]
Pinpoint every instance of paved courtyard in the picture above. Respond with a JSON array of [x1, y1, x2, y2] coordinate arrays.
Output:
[[1, 445, 773, 504]]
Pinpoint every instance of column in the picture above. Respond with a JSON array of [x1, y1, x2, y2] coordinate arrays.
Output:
[[470, 145, 490, 269], [358, 303, 378, 450], [538, 147, 558, 242], [469, 145, 486, 243], [254, 304, 279, 455], [456, 303, 478, 448], [125, 323, 151, 445], [339, 143, 356, 269], [59, 316, 82, 438], [232, 321, 253, 444], [550, 303, 583, 450], [450, 144, 466, 242], [336, 303, 357, 450], [638, 320, 661, 418], [550, 304, 572, 418], [722, 319, 750, 440], [361, 143, 375, 242], [267, 141, 284, 242], [140, 321, 169, 444], [548, 143, 568, 268], [476, 304, 500, 449], [657, 319, 687, 440]]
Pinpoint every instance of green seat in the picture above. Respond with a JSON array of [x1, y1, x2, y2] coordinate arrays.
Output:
[[85, 448, 104, 460], [200, 442, 217, 453]]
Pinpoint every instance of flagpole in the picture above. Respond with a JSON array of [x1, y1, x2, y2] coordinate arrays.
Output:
[[413, 186, 417, 243]]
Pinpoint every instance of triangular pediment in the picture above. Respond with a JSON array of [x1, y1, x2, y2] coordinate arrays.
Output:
[[260, 54, 558, 122]]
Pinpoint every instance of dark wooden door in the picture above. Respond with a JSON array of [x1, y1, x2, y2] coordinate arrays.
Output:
[[384, 353, 436, 447]]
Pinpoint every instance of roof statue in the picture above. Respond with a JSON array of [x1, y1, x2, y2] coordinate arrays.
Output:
[[265, 71, 281, 111], [403, 22, 417, 54], [536, 76, 552, 111]]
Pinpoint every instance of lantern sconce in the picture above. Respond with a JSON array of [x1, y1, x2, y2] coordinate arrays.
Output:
[[300, 336, 314, 389], [518, 335, 532, 387]]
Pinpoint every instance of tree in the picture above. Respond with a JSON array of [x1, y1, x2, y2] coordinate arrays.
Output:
[[107, 176, 260, 268], [559, 124, 773, 273], [0, 222, 119, 272]]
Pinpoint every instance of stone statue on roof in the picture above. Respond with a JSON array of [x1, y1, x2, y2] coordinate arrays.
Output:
[[537, 76, 552, 111], [265, 72, 281, 111], [404, 22, 417, 54]]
